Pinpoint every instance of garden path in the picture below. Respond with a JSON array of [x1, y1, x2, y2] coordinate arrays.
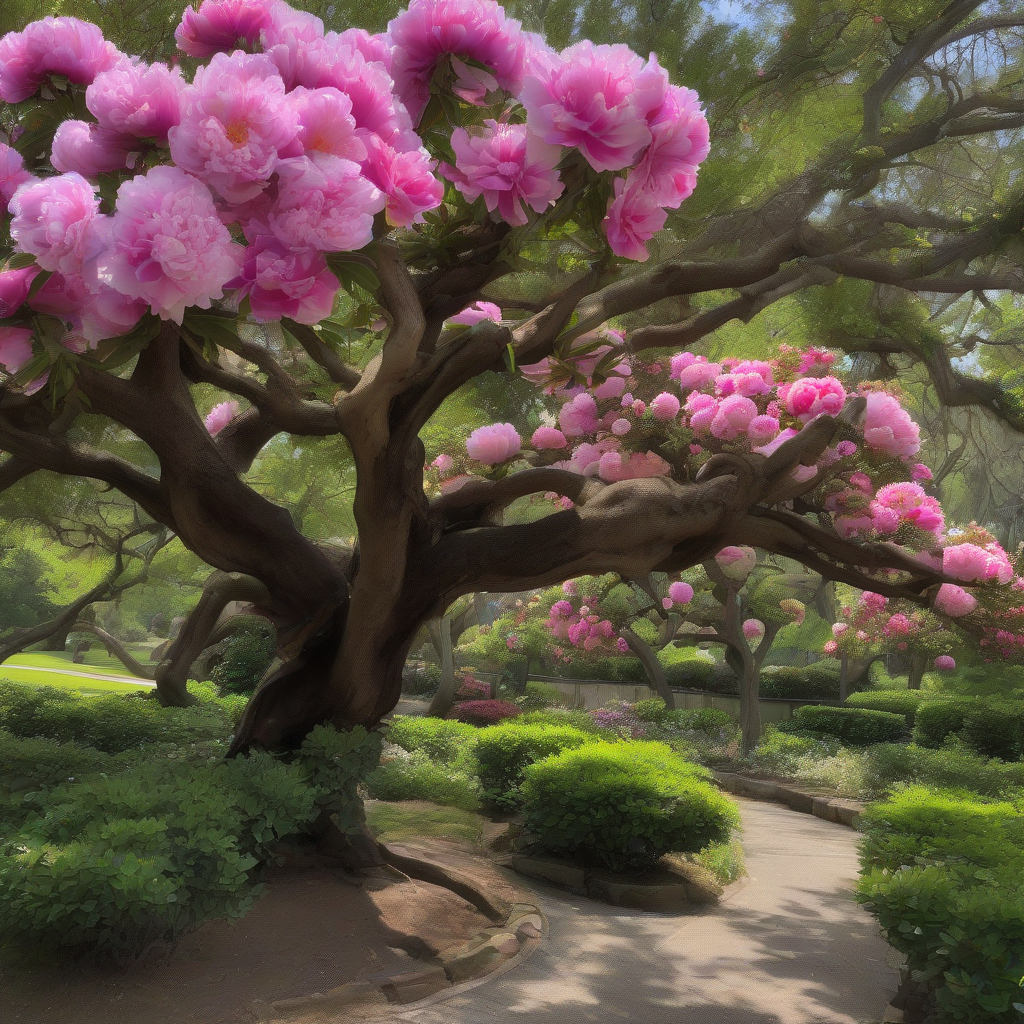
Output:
[[3, 662, 154, 685], [381, 797, 899, 1024]]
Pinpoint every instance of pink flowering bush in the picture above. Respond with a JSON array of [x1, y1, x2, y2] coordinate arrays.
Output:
[[86, 61, 184, 142]]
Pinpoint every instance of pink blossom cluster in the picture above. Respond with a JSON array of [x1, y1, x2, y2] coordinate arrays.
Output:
[[868, 482, 944, 538], [715, 545, 756, 581]]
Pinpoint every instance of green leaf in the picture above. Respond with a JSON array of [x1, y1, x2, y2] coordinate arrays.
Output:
[[325, 254, 380, 295]]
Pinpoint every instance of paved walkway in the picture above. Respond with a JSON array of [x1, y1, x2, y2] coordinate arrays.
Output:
[[387, 798, 899, 1024], [4, 662, 154, 686]]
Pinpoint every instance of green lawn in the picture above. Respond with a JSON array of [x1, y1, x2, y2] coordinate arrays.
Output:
[[0, 651, 154, 695], [365, 800, 484, 845]]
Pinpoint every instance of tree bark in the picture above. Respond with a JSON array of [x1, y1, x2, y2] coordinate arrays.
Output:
[[907, 653, 928, 690], [426, 613, 456, 717], [71, 620, 155, 679], [620, 627, 676, 709]]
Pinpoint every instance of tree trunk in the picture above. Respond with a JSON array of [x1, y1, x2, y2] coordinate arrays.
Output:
[[72, 620, 156, 679], [721, 591, 760, 755], [907, 652, 927, 690], [39, 628, 72, 652], [426, 614, 456, 717], [507, 658, 529, 695], [839, 653, 849, 703], [620, 627, 676, 709]]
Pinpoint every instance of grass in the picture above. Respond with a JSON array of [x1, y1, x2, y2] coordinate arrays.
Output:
[[364, 799, 485, 845], [0, 649, 155, 696], [0, 668, 151, 696], [8, 650, 152, 678]]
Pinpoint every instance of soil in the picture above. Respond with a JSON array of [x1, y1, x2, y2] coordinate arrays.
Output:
[[1, 853, 490, 1024]]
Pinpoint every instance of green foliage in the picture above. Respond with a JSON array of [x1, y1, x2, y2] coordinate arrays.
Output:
[[0, 720, 381, 959], [759, 662, 843, 700], [384, 715, 479, 764], [784, 705, 906, 745], [658, 647, 721, 690], [665, 707, 733, 733], [403, 662, 441, 695], [960, 701, 1024, 763], [913, 699, 971, 749], [365, 801, 483, 846], [690, 838, 746, 886], [845, 689, 932, 725], [857, 788, 1024, 1022], [473, 722, 593, 810], [210, 617, 277, 696], [860, 744, 1024, 800], [0, 547, 56, 631], [515, 707, 615, 735], [0, 680, 231, 753], [745, 728, 843, 777], [364, 749, 481, 811], [520, 741, 739, 872], [0, 728, 120, 793], [632, 697, 671, 723]]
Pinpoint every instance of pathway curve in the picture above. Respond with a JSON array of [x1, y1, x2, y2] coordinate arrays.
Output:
[[3, 663, 153, 686], [385, 797, 899, 1024]]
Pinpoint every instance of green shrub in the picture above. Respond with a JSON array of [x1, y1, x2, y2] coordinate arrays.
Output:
[[861, 743, 1024, 799], [0, 682, 232, 753], [0, 729, 120, 793], [664, 707, 733, 733], [384, 715, 478, 764], [473, 723, 593, 810], [746, 729, 843, 776], [660, 650, 732, 692], [553, 655, 646, 682], [785, 705, 906, 745], [211, 617, 277, 696], [632, 697, 670, 723], [512, 682, 566, 711], [960, 700, 1024, 762], [0, 724, 381, 960], [364, 749, 481, 811], [912, 698, 971, 749], [759, 662, 842, 700], [520, 741, 739, 872], [515, 708, 612, 735], [856, 788, 1024, 1022], [690, 838, 746, 885], [845, 689, 932, 725], [403, 662, 441, 696]]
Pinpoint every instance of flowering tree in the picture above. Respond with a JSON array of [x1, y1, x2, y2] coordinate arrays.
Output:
[[0, 1, 1022, 797], [825, 523, 1024, 689]]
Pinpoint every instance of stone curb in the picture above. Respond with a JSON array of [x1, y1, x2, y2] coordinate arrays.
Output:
[[257, 844, 548, 1022], [712, 771, 865, 828]]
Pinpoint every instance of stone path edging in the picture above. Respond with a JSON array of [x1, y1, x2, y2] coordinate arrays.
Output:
[[260, 842, 548, 1022], [712, 770, 865, 828]]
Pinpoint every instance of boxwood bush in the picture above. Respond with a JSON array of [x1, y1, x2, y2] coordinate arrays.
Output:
[[664, 707, 733, 733], [960, 700, 1024, 762], [515, 708, 613, 735], [912, 698, 972, 749], [473, 722, 593, 810], [0, 724, 381, 960], [845, 689, 932, 725], [384, 715, 478, 764], [860, 743, 1024, 799], [520, 741, 739, 872], [784, 705, 906, 745], [759, 661, 842, 700], [857, 787, 1024, 1022]]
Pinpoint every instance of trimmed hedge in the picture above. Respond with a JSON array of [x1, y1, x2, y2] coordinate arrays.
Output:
[[961, 700, 1024, 762], [520, 741, 739, 872], [759, 662, 842, 700], [784, 705, 906, 745], [473, 722, 592, 810], [384, 716, 479, 764], [912, 698, 972, 749], [857, 787, 1024, 1022], [364, 749, 481, 811], [664, 707, 733, 733], [845, 689, 932, 726], [860, 743, 1024, 799]]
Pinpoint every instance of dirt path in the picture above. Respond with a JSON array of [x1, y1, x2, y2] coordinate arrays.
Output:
[[385, 797, 899, 1024]]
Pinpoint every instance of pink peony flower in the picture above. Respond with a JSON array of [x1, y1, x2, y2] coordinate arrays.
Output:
[[466, 422, 521, 464], [869, 481, 944, 536], [388, 0, 530, 120], [849, 472, 873, 494], [862, 391, 921, 460], [602, 175, 667, 261], [649, 391, 681, 421], [943, 542, 1013, 584], [747, 414, 780, 445], [226, 233, 339, 325], [175, 0, 278, 58], [934, 584, 978, 618], [76, 284, 146, 343], [934, 655, 955, 671], [630, 84, 708, 207], [448, 301, 502, 326], [9, 173, 106, 279], [0, 267, 39, 317], [0, 17, 121, 103], [710, 394, 757, 440], [506, 634, 518, 650], [742, 618, 765, 640], [531, 425, 567, 449], [783, 376, 847, 421], [674, 356, 721, 391], [290, 86, 367, 163], [98, 165, 243, 323], [669, 581, 693, 605], [169, 51, 301, 204], [205, 400, 238, 435], [0, 144, 33, 204], [86, 61, 184, 142], [333, 28, 392, 71], [610, 418, 631, 436], [522, 41, 665, 172], [431, 453, 454, 475], [593, 375, 626, 400], [50, 120, 136, 176], [559, 392, 600, 436], [443, 120, 563, 226], [716, 370, 772, 398], [716, 545, 756, 580], [832, 623, 849, 637], [362, 135, 443, 227], [269, 153, 384, 252], [0, 327, 34, 373], [823, 640, 838, 656], [563, 579, 577, 595], [911, 463, 933, 481]]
